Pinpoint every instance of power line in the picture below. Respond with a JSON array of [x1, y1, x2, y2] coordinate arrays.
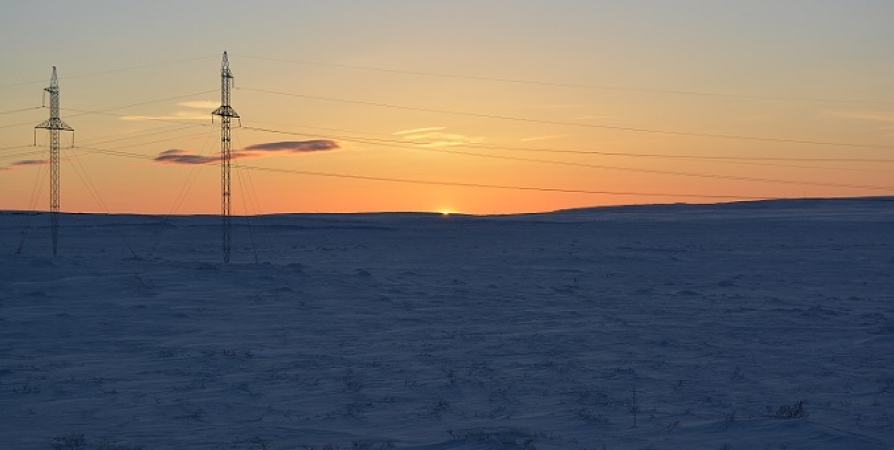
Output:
[[63, 89, 217, 114], [80, 125, 207, 148], [236, 122, 894, 176], [75, 123, 202, 146], [241, 125, 894, 192], [0, 90, 215, 131], [67, 145, 772, 201], [418, 146, 894, 192], [169, 130, 216, 215], [62, 144, 139, 258], [235, 54, 890, 106], [0, 150, 45, 161], [69, 131, 211, 157], [239, 87, 894, 150], [53, 104, 894, 166], [238, 164, 774, 200], [0, 119, 41, 130], [26, 86, 891, 165], [67, 146, 149, 160], [26, 108, 892, 195], [0, 106, 42, 116], [0, 55, 217, 89], [14, 159, 49, 255], [0, 144, 39, 153]]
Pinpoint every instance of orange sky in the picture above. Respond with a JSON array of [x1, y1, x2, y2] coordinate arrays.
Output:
[[2, 2, 893, 215]]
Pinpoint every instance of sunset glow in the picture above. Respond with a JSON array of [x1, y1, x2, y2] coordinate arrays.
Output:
[[2, 2, 893, 215]]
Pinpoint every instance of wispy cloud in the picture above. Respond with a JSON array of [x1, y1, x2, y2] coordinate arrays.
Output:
[[520, 134, 569, 142], [153, 140, 340, 165], [393, 127, 446, 136], [121, 112, 208, 122], [573, 115, 616, 121], [119, 99, 220, 121], [395, 127, 484, 148], [822, 110, 894, 136], [178, 100, 220, 109], [822, 110, 894, 124]]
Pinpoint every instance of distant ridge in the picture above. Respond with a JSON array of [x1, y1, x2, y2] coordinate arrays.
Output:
[[552, 195, 894, 215], [2, 196, 893, 219]]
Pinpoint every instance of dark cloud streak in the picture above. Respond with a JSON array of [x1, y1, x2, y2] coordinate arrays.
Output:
[[0, 159, 49, 171], [153, 140, 340, 165], [154, 149, 217, 165], [11, 159, 49, 167], [243, 140, 339, 153]]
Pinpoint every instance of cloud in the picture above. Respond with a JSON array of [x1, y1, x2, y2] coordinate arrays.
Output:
[[153, 140, 340, 165], [121, 111, 208, 122], [573, 115, 615, 121], [0, 159, 50, 172], [178, 101, 220, 109], [393, 127, 446, 136], [154, 149, 217, 165], [11, 159, 49, 167], [242, 140, 339, 153], [520, 134, 569, 142], [822, 110, 894, 124], [119, 100, 220, 121], [395, 127, 484, 148]]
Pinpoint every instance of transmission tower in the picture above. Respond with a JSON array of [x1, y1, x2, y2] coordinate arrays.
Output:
[[212, 52, 239, 263], [35, 66, 74, 257]]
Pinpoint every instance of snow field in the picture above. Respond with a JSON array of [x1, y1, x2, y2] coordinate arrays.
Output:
[[1, 198, 893, 449]]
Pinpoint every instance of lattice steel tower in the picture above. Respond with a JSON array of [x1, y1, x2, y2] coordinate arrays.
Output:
[[35, 66, 74, 257], [212, 52, 239, 263]]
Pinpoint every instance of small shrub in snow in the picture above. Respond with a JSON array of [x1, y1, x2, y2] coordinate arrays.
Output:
[[771, 401, 808, 419], [98, 438, 147, 450], [18, 379, 41, 394], [576, 407, 610, 425], [627, 387, 640, 427], [299, 442, 394, 450], [664, 420, 681, 432], [447, 429, 536, 449], [351, 441, 395, 450], [188, 406, 207, 421], [248, 436, 271, 450], [50, 432, 85, 450], [878, 374, 894, 392], [429, 397, 451, 419], [723, 410, 736, 430]]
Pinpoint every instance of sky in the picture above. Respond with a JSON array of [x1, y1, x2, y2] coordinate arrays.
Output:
[[2, 0, 894, 215]]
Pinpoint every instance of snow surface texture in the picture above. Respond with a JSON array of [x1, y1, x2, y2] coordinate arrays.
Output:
[[1, 198, 893, 450]]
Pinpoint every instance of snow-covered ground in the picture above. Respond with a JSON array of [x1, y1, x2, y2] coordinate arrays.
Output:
[[1, 197, 893, 450]]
